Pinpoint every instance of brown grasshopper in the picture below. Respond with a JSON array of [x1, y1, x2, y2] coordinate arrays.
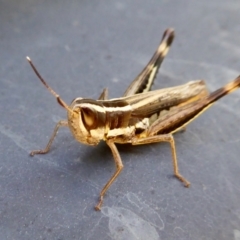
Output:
[[27, 28, 240, 210]]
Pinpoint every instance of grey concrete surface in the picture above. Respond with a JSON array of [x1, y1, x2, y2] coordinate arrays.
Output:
[[0, 1, 240, 239]]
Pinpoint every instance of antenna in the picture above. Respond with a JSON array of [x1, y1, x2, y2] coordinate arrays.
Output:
[[26, 57, 72, 113]]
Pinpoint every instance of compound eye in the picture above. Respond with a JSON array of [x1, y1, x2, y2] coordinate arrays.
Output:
[[81, 107, 97, 130]]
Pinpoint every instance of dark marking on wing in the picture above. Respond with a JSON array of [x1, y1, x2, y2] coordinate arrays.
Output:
[[147, 76, 240, 135]]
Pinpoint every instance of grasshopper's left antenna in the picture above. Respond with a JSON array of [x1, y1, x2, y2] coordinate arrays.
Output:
[[26, 56, 72, 112]]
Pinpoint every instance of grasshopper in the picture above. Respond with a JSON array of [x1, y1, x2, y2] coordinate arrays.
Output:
[[27, 28, 240, 210]]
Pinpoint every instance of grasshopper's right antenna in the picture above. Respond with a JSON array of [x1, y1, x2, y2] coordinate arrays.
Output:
[[26, 56, 72, 112]]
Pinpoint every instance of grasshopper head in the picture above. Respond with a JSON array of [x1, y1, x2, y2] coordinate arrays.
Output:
[[67, 98, 106, 146]]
